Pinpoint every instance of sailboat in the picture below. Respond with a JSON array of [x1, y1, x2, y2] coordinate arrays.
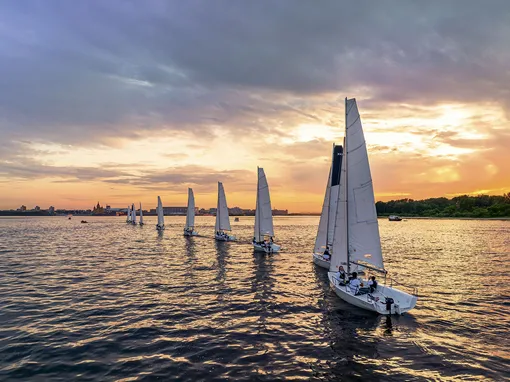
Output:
[[126, 205, 131, 223], [131, 203, 137, 225], [215, 182, 236, 241], [327, 98, 417, 315], [139, 202, 144, 226], [313, 144, 343, 269], [184, 188, 198, 236], [156, 196, 165, 231], [253, 167, 280, 253]]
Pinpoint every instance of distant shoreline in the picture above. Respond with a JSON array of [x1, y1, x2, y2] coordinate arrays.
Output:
[[388, 216, 510, 221], [1, 214, 509, 221]]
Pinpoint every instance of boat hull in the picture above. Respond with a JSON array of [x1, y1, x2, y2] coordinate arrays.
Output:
[[328, 272, 417, 315], [253, 243, 280, 253], [312, 253, 330, 269], [215, 234, 236, 241], [183, 230, 198, 236]]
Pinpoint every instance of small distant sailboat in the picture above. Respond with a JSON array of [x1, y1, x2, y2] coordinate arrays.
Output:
[[139, 203, 144, 226], [253, 167, 280, 253], [126, 205, 131, 223], [184, 188, 198, 236], [388, 215, 402, 221], [313, 144, 343, 269], [215, 182, 236, 241], [156, 196, 165, 231], [234, 217, 240, 222], [131, 203, 137, 225], [327, 98, 417, 315]]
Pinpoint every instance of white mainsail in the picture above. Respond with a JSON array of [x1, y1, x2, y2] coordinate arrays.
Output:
[[254, 167, 274, 242], [185, 188, 195, 229], [330, 99, 383, 271], [127, 205, 131, 222], [330, 138, 348, 271], [131, 203, 136, 224], [345, 98, 383, 270], [215, 182, 231, 232], [314, 166, 331, 254], [314, 144, 343, 254], [157, 196, 165, 227], [139, 202, 144, 225]]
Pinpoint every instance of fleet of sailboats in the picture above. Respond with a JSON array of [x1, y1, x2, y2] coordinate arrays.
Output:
[[253, 167, 280, 253], [115, 96, 418, 316], [184, 188, 198, 236], [325, 98, 417, 315], [215, 182, 236, 241]]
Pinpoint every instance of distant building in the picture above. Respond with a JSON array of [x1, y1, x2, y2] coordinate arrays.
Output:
[[272, 209, 288, 216], [34, 206, 41, 211], [19, 205, 27, 212], [48, 206, 55, 215], [92, 202, 105, 215], [105, 205, 111, 213], [228, 207, 243, 215], [163, 206, 188, 215]]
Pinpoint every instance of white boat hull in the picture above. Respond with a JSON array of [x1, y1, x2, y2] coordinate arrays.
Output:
[[183, 230, 198, 236], [215, 234, 236, 241], [253, 242, 280, 253], [312, 253, 330, 269], [328, 272, 417, 315]]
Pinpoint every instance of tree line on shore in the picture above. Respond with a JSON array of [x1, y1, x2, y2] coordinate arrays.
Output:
[[375, 193, 510, 218]]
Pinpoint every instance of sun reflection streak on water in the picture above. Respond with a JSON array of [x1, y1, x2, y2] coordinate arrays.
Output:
[[0, 216, 508, 381]]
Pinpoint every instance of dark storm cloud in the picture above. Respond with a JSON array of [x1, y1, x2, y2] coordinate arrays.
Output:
[[0, 0, 509, 147]]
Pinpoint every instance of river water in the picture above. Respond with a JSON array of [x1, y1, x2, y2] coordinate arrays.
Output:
[[0, 216, 508, 381]]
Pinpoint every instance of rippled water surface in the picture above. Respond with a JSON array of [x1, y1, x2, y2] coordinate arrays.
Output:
[[0, 216, 509, 381]]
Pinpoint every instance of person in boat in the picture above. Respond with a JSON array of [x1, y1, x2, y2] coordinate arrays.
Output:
[[368, 276, 378, 293], [348, 272, 361, 294], [334, 265, 347, 285], [323, 246, 331, 261]]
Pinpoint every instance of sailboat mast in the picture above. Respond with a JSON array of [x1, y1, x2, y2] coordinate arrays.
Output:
[[345, 97, 350, 273], [217, 182, 221, 231], [256, 167, 260, 239]]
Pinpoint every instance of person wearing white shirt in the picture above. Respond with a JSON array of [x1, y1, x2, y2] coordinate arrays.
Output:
[[348, 272, 361, 294]]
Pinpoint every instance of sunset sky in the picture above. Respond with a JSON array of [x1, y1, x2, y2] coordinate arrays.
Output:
[[1, 1, 509, 212]]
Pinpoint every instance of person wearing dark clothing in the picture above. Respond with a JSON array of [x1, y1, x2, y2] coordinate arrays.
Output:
[[368, 276, 378, 293]]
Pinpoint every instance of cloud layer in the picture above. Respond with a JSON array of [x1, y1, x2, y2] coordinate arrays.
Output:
[[1, 1, 509, 210]]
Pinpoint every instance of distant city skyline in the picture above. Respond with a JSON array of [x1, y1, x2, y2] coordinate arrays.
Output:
[[1, 2, 509, 212]]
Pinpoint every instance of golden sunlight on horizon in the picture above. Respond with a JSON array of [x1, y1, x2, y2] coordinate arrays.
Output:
[[1, 101, 509, 212]]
